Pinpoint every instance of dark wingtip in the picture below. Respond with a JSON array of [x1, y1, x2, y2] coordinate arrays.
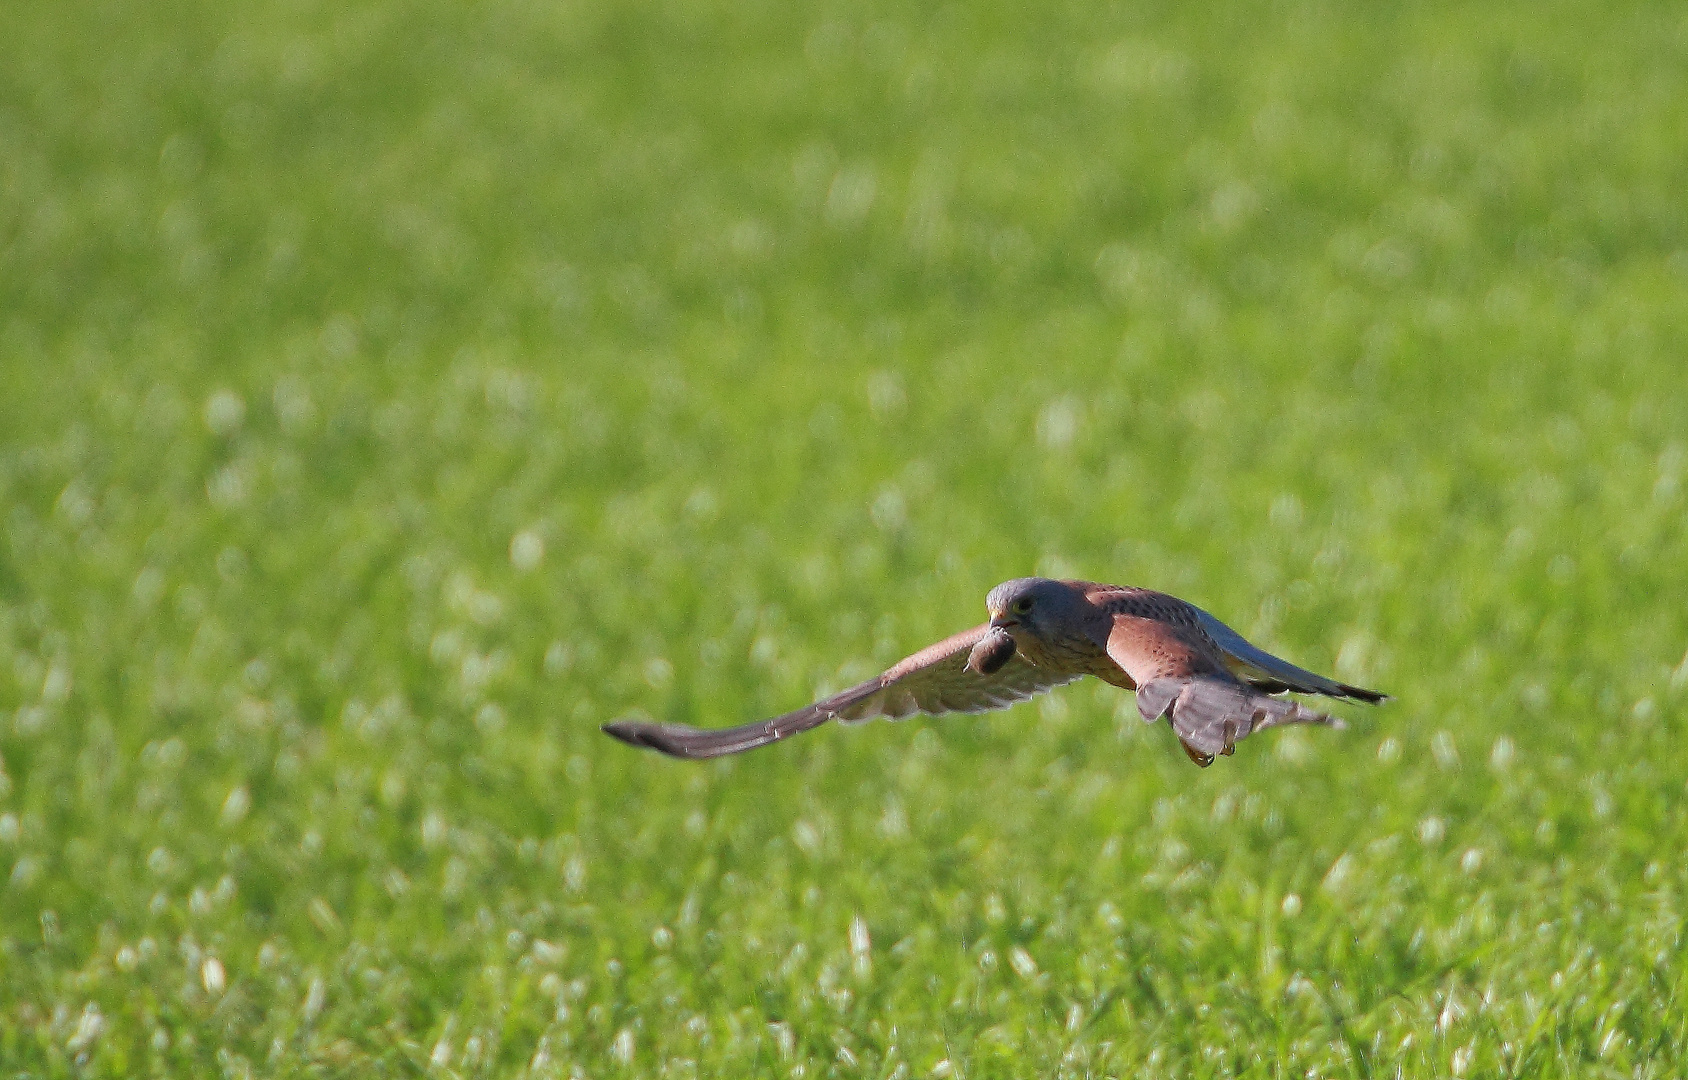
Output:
[[601, 719, 653, 747], [601, 717, 773, 760], [603, 718, 699, 756], [1340, 686, 1390, 705]]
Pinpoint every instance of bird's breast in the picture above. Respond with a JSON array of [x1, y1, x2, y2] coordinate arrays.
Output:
[[1016, 632, 1102, 672]]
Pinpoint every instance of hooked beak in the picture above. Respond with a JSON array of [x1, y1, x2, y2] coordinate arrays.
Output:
[[989, 614, 1017, 630]]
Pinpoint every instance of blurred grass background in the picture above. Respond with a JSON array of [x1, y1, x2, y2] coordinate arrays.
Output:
[[3, 0, 1687, 1075]]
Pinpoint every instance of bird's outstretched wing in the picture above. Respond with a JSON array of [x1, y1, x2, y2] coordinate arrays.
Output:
[[602, 625, 1082, 760], [1191, 607, 1386, 703], [1102, 610, 1351, 767]]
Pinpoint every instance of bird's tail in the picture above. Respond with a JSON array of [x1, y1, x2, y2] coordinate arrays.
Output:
[[1135, 676, 1346, 766]]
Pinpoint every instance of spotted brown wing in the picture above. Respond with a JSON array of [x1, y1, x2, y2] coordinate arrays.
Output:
[[1102, 609, 1346, 766], [602, 625, 1082, 760]]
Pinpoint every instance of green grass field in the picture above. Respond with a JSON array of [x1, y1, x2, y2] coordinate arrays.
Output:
[[4, 0, 1688, 1075]]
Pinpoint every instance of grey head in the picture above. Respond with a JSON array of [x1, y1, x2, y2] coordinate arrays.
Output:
[[984, 577, 1089, 646]]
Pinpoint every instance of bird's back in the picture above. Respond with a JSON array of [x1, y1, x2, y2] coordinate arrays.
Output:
[[1070, 581, 1222, 645]]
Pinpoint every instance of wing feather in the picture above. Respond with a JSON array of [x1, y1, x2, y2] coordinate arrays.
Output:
[[1191, 607, 1387, 703], [1104, 612, 1345, 767], [602, 624, 1082, 760]]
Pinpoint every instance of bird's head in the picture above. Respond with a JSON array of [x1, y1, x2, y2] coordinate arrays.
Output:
[[985, 577, 1082, 645]]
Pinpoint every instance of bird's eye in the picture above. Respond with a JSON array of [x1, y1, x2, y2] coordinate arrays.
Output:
[[1012, 598, 1033, 614]]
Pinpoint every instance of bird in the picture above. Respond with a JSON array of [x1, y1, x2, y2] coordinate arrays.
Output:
[[602, 577, 1386, 766]]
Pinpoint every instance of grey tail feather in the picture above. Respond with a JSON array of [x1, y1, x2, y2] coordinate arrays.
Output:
[[1136, 676, 1347, 762], [1135, 679, 1181, 723]]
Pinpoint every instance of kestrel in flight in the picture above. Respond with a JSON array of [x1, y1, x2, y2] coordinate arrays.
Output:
[[603, 577, 1386, 766]]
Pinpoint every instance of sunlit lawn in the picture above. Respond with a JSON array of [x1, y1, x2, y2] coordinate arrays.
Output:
[[3, 0, 1687, 1075]]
